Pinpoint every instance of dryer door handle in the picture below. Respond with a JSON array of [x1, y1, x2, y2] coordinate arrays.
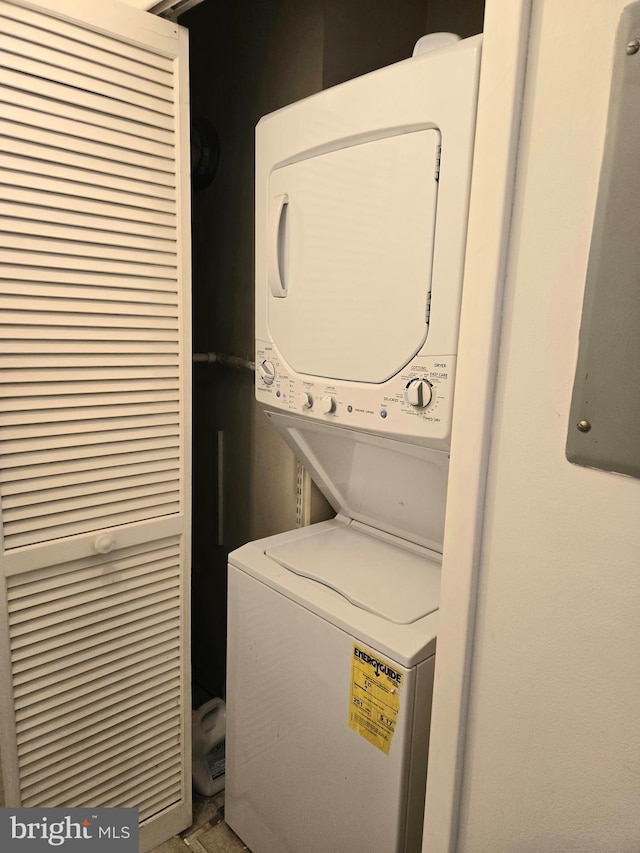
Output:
[[268, 193, 288, 298]]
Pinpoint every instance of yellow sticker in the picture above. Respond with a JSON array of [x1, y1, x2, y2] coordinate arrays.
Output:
[[348, 644, 402, 754]]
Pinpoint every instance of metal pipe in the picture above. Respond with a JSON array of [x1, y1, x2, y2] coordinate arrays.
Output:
[[192, 352, 255, 371]]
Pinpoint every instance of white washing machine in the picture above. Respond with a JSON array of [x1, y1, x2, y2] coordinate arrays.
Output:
[[226, 34, 482, 853]]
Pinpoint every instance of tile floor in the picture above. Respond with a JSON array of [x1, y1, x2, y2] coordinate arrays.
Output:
[[150, 793, 250, 853]]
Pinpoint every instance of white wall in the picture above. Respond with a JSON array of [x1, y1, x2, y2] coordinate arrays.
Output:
[[455, 0, 640, 849]]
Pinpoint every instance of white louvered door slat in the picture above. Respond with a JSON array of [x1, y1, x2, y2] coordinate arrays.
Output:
[[3, 219, 178, 253], [13, 619, 181, 682], [0, 283, 179, 304], [2, 297, 178, 318], [0, 110, 175, 172], [2, 234, 179, 267], [21, 726, 182, 801], [0, 15, 174, 98], [18, 702, 181, 771], [0, 103, 173, 159], [2, 51, 174, 114], [0, 2, 176, 71], [0, 66, 175, 129], [4, 200, 176, 237], [2, 165, 177, 208], [0, 2, 191, 850], [3, 195, 176, 232], [1, 99, 174, 150], [0, 452, 179, 484], [2, 460, 178, 492], [1, 443, 180, 475]]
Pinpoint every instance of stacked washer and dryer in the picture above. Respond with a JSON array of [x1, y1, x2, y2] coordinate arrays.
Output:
[[225, 35, 482, 853]]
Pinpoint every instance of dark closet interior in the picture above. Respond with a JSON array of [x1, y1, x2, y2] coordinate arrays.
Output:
[[181, 0, 485, 704]]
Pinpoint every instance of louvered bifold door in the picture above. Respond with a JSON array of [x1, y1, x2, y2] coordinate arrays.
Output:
[[0, 2, 192, 850]]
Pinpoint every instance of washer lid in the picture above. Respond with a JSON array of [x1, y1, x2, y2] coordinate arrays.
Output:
[[265, 411, 449, 552], [265, 524, 440, 625]]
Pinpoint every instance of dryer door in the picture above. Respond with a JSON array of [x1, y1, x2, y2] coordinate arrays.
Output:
[[267, 129, 440, 383]]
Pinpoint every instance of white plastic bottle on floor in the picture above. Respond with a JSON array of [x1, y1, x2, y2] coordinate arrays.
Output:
[[192, 697, 226, 796]]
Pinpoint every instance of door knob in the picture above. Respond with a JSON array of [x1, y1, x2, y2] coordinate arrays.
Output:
[[94, 534, 116, 554]]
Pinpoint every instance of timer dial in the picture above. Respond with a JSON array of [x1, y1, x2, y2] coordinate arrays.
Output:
[[405, 378, 433, 409], [319, 396, 336, 414], [258, 360, 276, 385]]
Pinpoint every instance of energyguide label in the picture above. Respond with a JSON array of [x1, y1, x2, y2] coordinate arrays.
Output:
[[348, 644, 402, 754]]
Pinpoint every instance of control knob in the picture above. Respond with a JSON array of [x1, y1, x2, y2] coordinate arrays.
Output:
[[258, 360, 276, 386], [297, 392, 313, 409], [404, 378, 433, 409], [319, 396, 336, 414]]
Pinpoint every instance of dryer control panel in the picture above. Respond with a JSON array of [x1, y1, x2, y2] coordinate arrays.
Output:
[[256, 340, 455, 449]]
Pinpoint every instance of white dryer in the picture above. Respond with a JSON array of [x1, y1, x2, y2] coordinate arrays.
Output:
[[226, 34, 482, 853]]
